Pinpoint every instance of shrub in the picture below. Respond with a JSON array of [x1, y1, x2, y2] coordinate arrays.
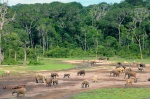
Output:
[[28, 60, 44, 65], [2, 59, 18, 65], [45, 46, 70, 58]]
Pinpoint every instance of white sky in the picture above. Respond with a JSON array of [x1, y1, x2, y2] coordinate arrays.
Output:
[[6, 0, 123, 6]]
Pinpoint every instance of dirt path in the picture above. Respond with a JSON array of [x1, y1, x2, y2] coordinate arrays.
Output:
[[0, 60, 150, 99]]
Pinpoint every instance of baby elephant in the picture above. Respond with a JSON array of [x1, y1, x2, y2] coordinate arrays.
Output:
[[45, 77, 53, 87], [52, 78, 58, 85], [12, 87, 26, 97], [51, 73, 59, 78], [92, 75, 98, 82], [77, 70, 85, 76], [110, 70, 120, 77], [64, 74, 70, 78], [138, 67, 144, 71], [81, 80, 89, 88], [125, 78, 133, 86], [2, 70, 10, 76]]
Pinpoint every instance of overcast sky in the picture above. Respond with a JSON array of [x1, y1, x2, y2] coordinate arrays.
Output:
[[7, 0, 123, 6]]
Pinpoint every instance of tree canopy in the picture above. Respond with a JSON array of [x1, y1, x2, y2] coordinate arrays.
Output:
[[1, 0, 150, 65]]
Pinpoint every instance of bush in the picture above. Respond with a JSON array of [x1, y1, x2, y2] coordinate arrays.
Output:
[[2, 59, 18, 65], [28, 60, 44, 65], [27, 48, 37, 59], [45, 46, 70, 58], [117, 49, 140, 59], [68, 48, 88, 57]]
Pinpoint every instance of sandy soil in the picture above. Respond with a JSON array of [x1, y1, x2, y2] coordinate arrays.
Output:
[[0, 60, 150, 99]]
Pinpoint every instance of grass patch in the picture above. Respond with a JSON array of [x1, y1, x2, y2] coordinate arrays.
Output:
[[0, 57, 149, 75], [0, 58, 76, 74], [71, 88, 150, 99], [0, 70, 3, 76], [27, 59, 75, 71]]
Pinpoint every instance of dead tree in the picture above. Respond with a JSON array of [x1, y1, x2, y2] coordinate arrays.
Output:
[[0, 0, 15, 65]]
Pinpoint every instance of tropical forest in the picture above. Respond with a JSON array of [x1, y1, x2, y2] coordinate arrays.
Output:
[[0, 0, 150, 65]]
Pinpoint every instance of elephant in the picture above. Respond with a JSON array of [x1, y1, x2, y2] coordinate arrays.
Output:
[[35, 73, 47, 83]]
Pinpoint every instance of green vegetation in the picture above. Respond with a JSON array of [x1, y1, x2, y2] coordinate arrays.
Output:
[[1, 0, 150, 65], [71, 88, 150, 99], [0, 58, 75, 76], [0, 70, 3, 75], [27, 59, 74, 71], [0, 57, 150, 76]]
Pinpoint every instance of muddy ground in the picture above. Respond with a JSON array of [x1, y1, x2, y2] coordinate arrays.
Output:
[[0, 60, 150, 99]]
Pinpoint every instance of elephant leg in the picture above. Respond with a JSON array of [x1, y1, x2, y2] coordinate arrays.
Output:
[[35, 78, 38, 83]]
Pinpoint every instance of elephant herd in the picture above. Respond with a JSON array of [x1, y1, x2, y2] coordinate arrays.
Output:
[[2, 70, 89, 97], [110, 62, 149, 86], [1, 61, 149, 97], [35, 70, 90, 89]]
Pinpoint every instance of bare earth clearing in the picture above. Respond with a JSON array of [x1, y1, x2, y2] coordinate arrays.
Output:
[[0, 60, 150, 99]]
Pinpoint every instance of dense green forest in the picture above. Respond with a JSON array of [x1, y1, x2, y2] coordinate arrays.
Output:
[[0, 0, 150, 65]]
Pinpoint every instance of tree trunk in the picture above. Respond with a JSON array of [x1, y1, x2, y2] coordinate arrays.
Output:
[[84, 32, 87, 51], [23, 42, 27, 66], [14, 51, 17, 61], [118, 24, 121, 45], [95, 38, 98, 58], [133, 29, 143, 59], [0, 21, 4, 65], [47, 36, 48, 51], [138, 39, 143, 59], [0, 32, 2, 65], [42, 33, 45, 55], [95, 30, 99, 58], [9, 49, 11, 58]]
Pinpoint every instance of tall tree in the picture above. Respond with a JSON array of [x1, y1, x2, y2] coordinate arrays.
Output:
[[130, 8, 149, 59], [16, 5, 39, 48], [106, 8, 130, 45], [15, 29, 29, 65], [89, 3, 109, 58], [0, 0, 15, 65]]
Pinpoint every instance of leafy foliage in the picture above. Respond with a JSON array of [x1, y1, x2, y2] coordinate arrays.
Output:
[[1, 1, 150, 65]]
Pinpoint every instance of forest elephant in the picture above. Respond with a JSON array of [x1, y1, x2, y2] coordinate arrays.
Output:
[[92, 75, 98, 82], [77, 70, 85, 76], [52, 78, 58, 85], [64, 73, 70, 78], [2, 70, 10, 76], [125, 78, 133, 87], [138, 63, 146, 68], [35, 73, 47, 83], [124, 67, 132, 72], [12, 87, 26, 97], [110, 70, 120, 77], [81, 80, 89, 88], [45, 77, 53, 87], [116, 67, 124, 74], [90, 61, 96, 66], [51, 73, 59, 78], [124, 71, 137, 82]]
